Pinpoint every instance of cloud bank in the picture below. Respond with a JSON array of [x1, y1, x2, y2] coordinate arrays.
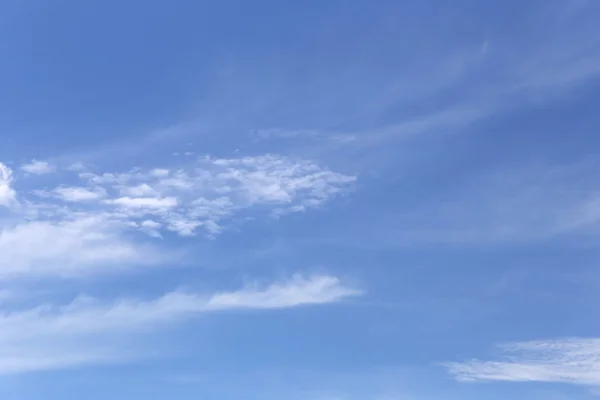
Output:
[[0, 154, 360, 375], [0, 155, 355, 279]]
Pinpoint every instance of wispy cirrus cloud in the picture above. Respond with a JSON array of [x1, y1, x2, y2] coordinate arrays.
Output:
[[300, 158, 600, 252], [0, 275, 360, 374], [205, 275, 361, 310], [248, 2, 600, 157], [249, 128, 322, 141], [446, 338, 600, 387], [381, 159, 600, 245]]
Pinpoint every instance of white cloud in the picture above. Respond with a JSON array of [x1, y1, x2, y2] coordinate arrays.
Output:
[[0, 155, 360, 376], [208, 155, 356, 207], [205, 275, 362, 310], [0, 154, 355, 279], [0, 163, 17, 207], [164, 216, 205, 237], [110, 196, 178, 209], [0, 275, 360, 374], [139, 219, 162, 237], [0, 216, 155, 280], [66, 162, 86, 172], [20, 154, 355, 238], [53, 186, 107, 202], [446, 338, 600, 387], [21, 160, 55, 175], [150, 168, 170, 177], [118, 183, 159, 197]]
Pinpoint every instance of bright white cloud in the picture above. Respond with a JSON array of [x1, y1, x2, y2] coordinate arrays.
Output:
[[205, 275, 362, 310], [12, 154, 355, 238], [110, 196, 178, 209], [0, 275, 360, 374], [52, 186, 107, 202], [21, 160, 55, 175], [0, 154, 355, 279], [150, 168, 170, 177], [0, 216, 156, 279], [118, 183, 159, 197], [0, 163, 17, 207], [446, 338, 600, 387]]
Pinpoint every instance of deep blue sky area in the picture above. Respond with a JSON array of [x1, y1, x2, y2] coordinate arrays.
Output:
[[1, 1, 600, 399]]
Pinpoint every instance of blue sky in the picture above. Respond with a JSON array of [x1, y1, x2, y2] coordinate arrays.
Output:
[[1, 0, 600, 399]]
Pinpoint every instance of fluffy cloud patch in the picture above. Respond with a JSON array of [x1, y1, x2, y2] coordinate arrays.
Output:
[[110, 196, 178, 209], [21, 154, 355, 238], [0, 216, 155, 279], [53, 186, 107, 201], [0, 154, 355, 278], [21, 160, 55, 175]]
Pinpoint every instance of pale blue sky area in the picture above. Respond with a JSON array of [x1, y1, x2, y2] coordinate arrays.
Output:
[[1, 1, 600, 399]]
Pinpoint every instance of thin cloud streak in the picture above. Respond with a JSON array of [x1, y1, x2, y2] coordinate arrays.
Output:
[[0, 275, 361, 374], [366, 159, 600, 246]]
